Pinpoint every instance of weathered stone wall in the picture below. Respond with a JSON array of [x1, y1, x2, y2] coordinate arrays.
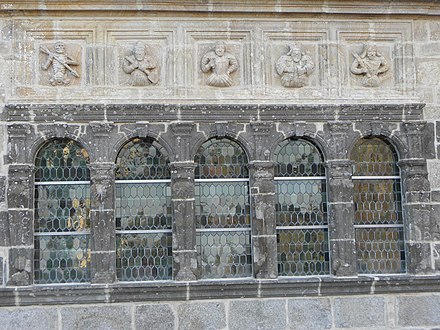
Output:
[[0, 294, 440, 329], [0, 1, 440, 328]]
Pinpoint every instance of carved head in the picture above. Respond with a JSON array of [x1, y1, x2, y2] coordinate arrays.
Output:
[[134, 41, 146, 61], [54, 42, 65, 54], [287, 44, 302, 62], [214, 41, 226, 57], [365, 44, 378, 59]]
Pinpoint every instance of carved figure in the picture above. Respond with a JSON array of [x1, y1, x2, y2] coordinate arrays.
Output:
[[350, 43, 390, 87], [201, 41, 238, 87], [122, 42, 159, 86], [40, 42, 80, 86], [276, 44, 315, 88]]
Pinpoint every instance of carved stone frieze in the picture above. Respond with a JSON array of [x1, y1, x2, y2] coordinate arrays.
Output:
[[40, 41, 80, 86], [122, 41, 159, 86], [276, 44, 315, 88], [350, 43, 390, 87], [89, 121, 115, 138], [200, 41, 238, 87]]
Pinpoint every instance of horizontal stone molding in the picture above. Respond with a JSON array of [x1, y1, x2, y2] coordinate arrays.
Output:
[[6, 103, 424, 123], [1, 275, 440, 307]]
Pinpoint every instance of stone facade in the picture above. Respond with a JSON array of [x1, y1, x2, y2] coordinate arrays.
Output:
[[0, 0, 440, 328]]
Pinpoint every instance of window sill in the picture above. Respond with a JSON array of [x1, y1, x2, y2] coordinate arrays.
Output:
[[1, 274, 440, 307]]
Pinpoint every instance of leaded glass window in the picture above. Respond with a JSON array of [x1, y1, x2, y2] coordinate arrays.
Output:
[[195, 138, 252, 278], [34, 139, 91, 284], [274, 139, 329, 276], [115, 138, 172, 281], [351, 137, 405, 274]]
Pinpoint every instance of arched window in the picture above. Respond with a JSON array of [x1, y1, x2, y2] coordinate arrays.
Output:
[[351, 137, 405, 274], [115, 138, 172, 281], [34, 139, 91, 283], [195, 138, 251, 278], [274, 138, 329, 276]]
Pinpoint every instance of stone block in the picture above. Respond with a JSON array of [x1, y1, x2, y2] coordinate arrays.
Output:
[[407, 242, 433, 274], [434, 243, 440, 271], [172, 200, 195, 250], [416, 59, 440, 86], [251, 194, 276, 236], [90, 210, 115, 251], [0, 211, 10, 246], [252, 235, 277, 279], [327, 177, 354, 202], [8, 209, 32, 246], [135, 304, 175, 330], [429, 21, 440, 40], [287, 298, 332, 330], [229, 299, 286, 330], [8, 247, 32, 285], [330, 238, 357, 277], [173, 250, 197, 281], [428, 160, 440, 190], [0, 308, 58, 330], [404, 205, 433, 241], [177, 301, 226, 330], [328, 203, 355, 240], [171, 178, 195, 199], [90, 251, 116, 283], [60, 305, 132, 329], [397, 295, 440, 327], [7, 178, 31, 209], [0, 176, 5, 202], [334, 297, 386, 328]]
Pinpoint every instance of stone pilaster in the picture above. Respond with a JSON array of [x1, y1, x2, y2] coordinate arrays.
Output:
[[325, 160, 357, 277], [170, 162, 197, 281], [399, 121, 434, 274], [89, 163, 116, 283], [7, 164, 34, 286], [325, 121, 357, 277], [249, 161, 278, 279]]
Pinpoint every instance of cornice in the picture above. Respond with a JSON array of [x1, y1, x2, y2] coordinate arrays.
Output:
[[1, 0, 440, 16]]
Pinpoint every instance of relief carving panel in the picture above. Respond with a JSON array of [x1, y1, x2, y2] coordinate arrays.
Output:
[[40, 41, 81, 86]]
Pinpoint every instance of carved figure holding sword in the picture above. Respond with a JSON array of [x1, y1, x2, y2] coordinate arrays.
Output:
[[40, 41, 79, 86]]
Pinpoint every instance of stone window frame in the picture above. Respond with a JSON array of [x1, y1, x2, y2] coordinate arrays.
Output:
[[5, 116, 434, 287]]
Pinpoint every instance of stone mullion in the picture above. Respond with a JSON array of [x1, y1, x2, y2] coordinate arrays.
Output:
[[325, 160, 357, 276], [89, 163, 116, 283], [249, 161, 278, 279], [170, 162, 197, 281]]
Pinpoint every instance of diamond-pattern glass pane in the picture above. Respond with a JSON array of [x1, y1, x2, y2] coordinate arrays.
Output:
[[116, 233, 172, 281], [35, 139, 90, 182], [276, 180, 327, 226], [195, 138, 248, 179], [277, 229, 329, 276], [116, 183, 172, 230], [34, 234, 90, 284], [35, 184, 91, 233], [351, 137, 398, 176], [356, 227, 405, 274], [195, 182, 250, 229], [354, 180, 402, 225], [197, 231, 252, 279], [115, 138, 170, 180], [274, 139, 324, 177]]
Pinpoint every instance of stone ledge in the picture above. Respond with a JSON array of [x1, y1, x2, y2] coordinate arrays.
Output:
[[2, 0, 440, 16], [6, 103, 425, 123], [1, 275, 440, 307]]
